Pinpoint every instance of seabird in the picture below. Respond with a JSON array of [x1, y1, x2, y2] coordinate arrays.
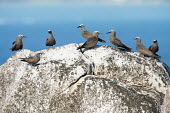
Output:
[[149, 40, 159, 54], [77, 24, 106, 43], [77, 31, 102, 50], [10, 34, 26, 51], [19, 53, 43, 66], [46, 30, 56, 46], [133, 37, 159, 58], [106, 30, 131, 50]]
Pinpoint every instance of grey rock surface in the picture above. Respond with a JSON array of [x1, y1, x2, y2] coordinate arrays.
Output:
[[0, 43, 170, 113], [162, 84, 170, 113]]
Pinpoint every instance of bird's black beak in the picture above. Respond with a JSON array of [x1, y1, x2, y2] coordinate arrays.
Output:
[[77, 26, 80, 28], [106, 31, 110, 34], [133, 38, 136, 40], [23, 36, 27, 38]]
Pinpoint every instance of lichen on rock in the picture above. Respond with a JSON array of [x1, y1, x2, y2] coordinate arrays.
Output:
[[0, 43, 169, 113]]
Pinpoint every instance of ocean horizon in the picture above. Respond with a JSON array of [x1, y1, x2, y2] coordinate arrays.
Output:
[[0, 4, 170, 66]]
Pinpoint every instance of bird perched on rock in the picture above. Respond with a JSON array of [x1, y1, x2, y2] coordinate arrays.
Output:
[[19, 53, 44, 66], [10, 34, 26, 51], [133, 37, 159, 58], [106, 30, 131, 51], [149, 40, 159, 54], [77, 24, 106, 43], [46, 30, 56, 46], [77, 31, 102, 50]]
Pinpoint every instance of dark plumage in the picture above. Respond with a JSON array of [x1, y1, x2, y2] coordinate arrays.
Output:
[[106, 30, 131, 51], [77, 31, 102, 50], [134, 37, 159, 58], [19, 53, 43, 66], [10, 35, 26, 51], [77, 24, 106, 43], [46, 30, 56, 46], [149, 40, 159, 54]]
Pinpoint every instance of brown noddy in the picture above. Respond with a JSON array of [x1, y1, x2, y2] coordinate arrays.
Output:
[[19, 53, 43, 66], [106, 30, 131, 50], [149, 40, 159, 54], [46, 30, 56, 46], [10, 34, 26, 51], [77, 31, 102, 50], [77, 24, 106, 43], [133, 37, 159, 58]]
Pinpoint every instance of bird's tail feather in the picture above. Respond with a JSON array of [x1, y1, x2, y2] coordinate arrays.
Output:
[[124, 45, 132, 51], [10, 48, 14, 51], [153, 54, 161, 59], [98, 38, 106, 43], [19, 58, 26, 62]]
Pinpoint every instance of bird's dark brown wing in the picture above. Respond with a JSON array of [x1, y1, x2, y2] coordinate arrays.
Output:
[[54, 39, 56, 45], [83, 37, 98, 47], [149, 45, 152, 50], [11, 44, 16, 51], [20, 44, 23, 49], [82, 31, 93, 39]]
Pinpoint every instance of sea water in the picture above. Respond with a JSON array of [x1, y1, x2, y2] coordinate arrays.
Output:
[[0, 4, 169, 66]]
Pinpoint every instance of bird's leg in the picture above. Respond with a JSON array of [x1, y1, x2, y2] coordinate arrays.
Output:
[[31, 64, 36, 66], [115, 46, 120, 51], [30, 64, 38, 67]]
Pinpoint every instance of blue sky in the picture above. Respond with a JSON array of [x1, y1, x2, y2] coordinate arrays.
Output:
[[0, 4, 170, 25], [0, 0, 169, 4]]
